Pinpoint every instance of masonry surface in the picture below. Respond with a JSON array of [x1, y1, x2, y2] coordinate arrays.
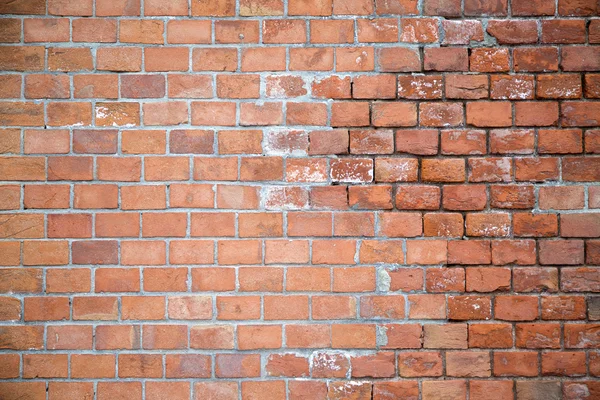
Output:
[[0, 0, 600, 399]]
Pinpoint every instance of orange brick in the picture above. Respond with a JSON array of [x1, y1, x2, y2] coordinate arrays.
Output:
[[121, 241, 166, 265]]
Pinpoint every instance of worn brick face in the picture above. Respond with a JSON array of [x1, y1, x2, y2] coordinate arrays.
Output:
[[0, 0, 599, 397]]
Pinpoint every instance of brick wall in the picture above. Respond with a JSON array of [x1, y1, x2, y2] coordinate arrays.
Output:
[[1, 0, 600, 398]]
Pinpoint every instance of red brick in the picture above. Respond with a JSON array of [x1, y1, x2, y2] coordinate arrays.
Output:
[[240, 157, 283, 181], [490, 74, 534, 100], [48, 0, 92, 15], [377, 47, 421, 72], [190, 325, 234, 350], [514, 47, 559, 72], [424, 213, 464, 237], [290, 48, 334, 71], [464, 0, 507, 15], [441, 129, 485, 155], [193, 157, 236, 181], [586, 75, 600, 98], [23, 354, 68, 378], [424, 47, 468, 71], [286, 324, 331, 348], [25, 74, 70, 99], [423, 323, 467, 349], [146, 382, 189, 400], [442, 20, 484, 45], [263, 20, 306, 43], [351, 352, 395, 378], [266, 354, 309, 377], [514, 267, 558, 293], [336, 47, 375, 72], [420, 102, 464, 127], [0, 354, 21, 379], [333, 0, 373, 14], [542, 351, 586, 376], [73, 74, 118, 98], [48, 47, 93, 72], [119, 354, 162, 378], [422, 0, 460, 15], [71, 19, 115, 43], [400, 18, 439, 43], [471, 48, 510, 72], [97, 382, 142, 400], [542, 296, 586, 320], [469, 323, 513, 348], [443, 184, 487, 211], [72, 240, 118, 265], [333, 267, 376, 292], [22, 184, 68, 209], [559, 0, 598, 16], [72, 296, 117, 321], [493, 351, 538, 376], [515, 101, 560, 127], [170, 188, 213, 212], [238, 269, 277, 294], [512, 0, 554, 15], [539, 240, 584, 265], [489, 129, 533, 154], [513, 213, 558, 237], [466, 102, 512, 127], [218, 240, 262, 265], [215, 354, 260, 378], [515, 157, 559, 182], [466, 267, 511, 292], [46, 325, 93, 350], [565, 323, 600, 348], [407, 294, 444, 319], [561, 213, 600, 238], [426, 268, 465, 293], [264, 295, 307, 319], [495, 296, 539, 321], [448, 296, 492, 321], [379, 212, 422, 237], [193, 48, 237, 71], [490, 185, 535, 209], [287, 267, 331, 291], [398, 351, 443, 377], [0, 47, 44, 72], [24, 296, 69, 321], [516, 323, 561, 349], [422, 159, 465, 182], [448, 240, 491, 265], [215, 20, 259, 43], [539, 186, 584, 210], [542, 20, 586, 45], [216, 185, 259, 209], [563, 157, 600, 181], [242, 381, 286, 400], [0, 0, 45, 14], [447, 351, 491, 377], [0, 325, 44, 350], [309, 21, 351, 46], [487, 20, 537, 44], [360, 295, 405, 319], [491, 239, 536, 265], [240, 102, 283, 126], [396, 185, 440, 210], [469, 157, 512, 183], [331, 324, 376, 348]]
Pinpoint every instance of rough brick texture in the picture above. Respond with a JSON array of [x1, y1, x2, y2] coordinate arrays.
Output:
[[1, 0, 600, 398]]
